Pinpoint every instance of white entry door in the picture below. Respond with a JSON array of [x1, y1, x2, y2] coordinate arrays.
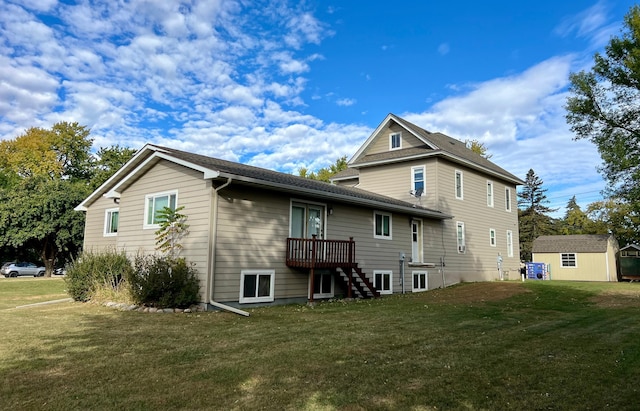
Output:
[[411, 219, 423, 263]]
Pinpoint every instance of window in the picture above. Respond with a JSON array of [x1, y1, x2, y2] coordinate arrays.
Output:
[[104, 208, 119, 236], [505, 188, 512, 212], [411, 166, 425, 196], [506, 230, 514, 258], [487, 181, 494, 207], [291, 201, 325, 238], [390, 132, 401, 150], [455, 170, 463, 199], [490, 228, 496, 247], [312, 272, 334, 299], [240, 270, 275, 303], [144, 191, 177, 228], [456, 222, 466, 253], [374, 211, 392, 239], [561, 253, 577, 267], [374, 270, 393, 295], [412, 271, 428, 292]]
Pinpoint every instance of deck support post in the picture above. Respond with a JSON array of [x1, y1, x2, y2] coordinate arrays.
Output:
[[309, 234, 317, 303]]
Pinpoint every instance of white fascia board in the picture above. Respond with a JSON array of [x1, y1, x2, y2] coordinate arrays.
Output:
[[348, 113, 436, 166]]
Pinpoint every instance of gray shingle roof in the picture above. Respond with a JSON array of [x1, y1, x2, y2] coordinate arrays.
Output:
[[350, 114, 523, 184], [532, 235, 613, 253], [152, 145, 451, 219]]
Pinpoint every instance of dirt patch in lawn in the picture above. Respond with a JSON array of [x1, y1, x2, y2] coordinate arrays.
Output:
[[421, 282, 531, 305], [590, 289, 640, 308]]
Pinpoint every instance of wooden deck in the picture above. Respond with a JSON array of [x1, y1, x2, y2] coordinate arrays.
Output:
[[286, 236, 356, 269]]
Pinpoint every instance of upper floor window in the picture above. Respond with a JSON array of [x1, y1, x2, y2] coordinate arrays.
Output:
[[506, 230, 514, 257], [561, 253, 577, 268], [505, 188, 512, 212], [487, 181, 494, 207], [144, 190, 177, 229], [411, 166, 425, 196], [455, 170, 463, 199], [390, 132, 402, 150], [374, 211, 392, 240], [456, 222, 466, 253], [489, 228, 496, 247], [104, 208, 119, 237]]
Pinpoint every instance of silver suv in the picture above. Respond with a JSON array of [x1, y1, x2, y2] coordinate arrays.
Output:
[[1, 262, 46, 277]]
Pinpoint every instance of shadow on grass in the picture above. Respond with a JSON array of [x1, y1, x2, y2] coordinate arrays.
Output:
[[2, 282, 640, 410]]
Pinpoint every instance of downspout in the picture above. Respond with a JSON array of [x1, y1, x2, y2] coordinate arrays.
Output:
[[208, 177, 250, 317]]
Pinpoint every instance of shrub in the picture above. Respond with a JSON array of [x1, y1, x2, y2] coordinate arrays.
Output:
[[65, 249, 133, 302], [127, 255, 200, 308]]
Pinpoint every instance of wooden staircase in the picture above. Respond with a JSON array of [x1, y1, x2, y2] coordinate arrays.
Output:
[[336, 265, 380, 299]]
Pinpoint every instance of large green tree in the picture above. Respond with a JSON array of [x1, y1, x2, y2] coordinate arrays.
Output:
[[518, 169, 557, 261], [559, 196, 590, 235], [0, 123, 135, 275], [585, 199, 640, 247], [566, 5, 640, 215]]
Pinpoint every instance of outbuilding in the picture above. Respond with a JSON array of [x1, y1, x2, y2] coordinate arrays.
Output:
[[531, 234, 619, 282]]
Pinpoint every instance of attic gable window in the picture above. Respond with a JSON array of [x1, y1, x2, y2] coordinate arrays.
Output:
[[144, 190, 177, 229], [104, 208, 119, 237], [390, 132, 402, 150]]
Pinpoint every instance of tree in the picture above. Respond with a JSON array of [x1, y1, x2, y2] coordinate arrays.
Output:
[[585, 199, 640, 247], [0, 122, 100, 275], [559, 196, 590, 235], [155, 206, 190, 258], [298, 156, 348, 182], [0, 177, 89, 274], [566, 5, 640, 210], [518, 169, 557, 261], [90, 145, 137, 189], [465, 139, 493, 159]]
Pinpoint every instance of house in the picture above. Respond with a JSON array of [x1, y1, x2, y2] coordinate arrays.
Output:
[[531, 234, 619, 282], [76, 113, 523, 309]]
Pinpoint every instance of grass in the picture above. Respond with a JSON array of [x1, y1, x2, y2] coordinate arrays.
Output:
[[2, 279, 640, 410], [0, 277, 68, 309]]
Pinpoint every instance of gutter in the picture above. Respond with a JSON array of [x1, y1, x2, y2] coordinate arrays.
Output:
[[207, 177, 250, 317]]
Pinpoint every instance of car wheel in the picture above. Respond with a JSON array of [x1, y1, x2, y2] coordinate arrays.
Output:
[[37, 271, 45, 277], [9, 271, 18, 278]]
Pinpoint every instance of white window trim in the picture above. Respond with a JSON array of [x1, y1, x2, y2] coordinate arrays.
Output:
[[104, 208, 119, 237], [412, 270, 428, 292], [455, 170, 464, 200], [143, 190, 178, 230], [310, 272, 334, 299], [373, 211, 392, 240], [487, 180, 494, 207], [374, 270, 393, 295], [505, 188, 512, 212], [239, 269, 275, 303], [506, 230, 514, 258], [456, 221, 466, 254], [489, 228, 496, 247], [289, 199, 328, 238], [389, 132, 402, 150], [411, 165, 426, 196], [561, 253, 578, 268]]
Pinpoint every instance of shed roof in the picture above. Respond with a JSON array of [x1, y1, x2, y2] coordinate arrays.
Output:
[[532, 235, 613, 254]]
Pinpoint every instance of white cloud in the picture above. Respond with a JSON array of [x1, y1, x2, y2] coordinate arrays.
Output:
[[336, 98, 356, 107]]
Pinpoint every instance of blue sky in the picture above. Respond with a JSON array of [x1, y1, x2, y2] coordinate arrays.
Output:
[[0, 0, 636, 216]]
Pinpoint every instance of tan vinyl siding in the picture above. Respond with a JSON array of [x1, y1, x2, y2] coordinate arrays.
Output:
[[82, 196, 118, 250], [213, 186, 307, 302], [357, 157, 520, 284], [366, 122, 427, 155], [115, 161, 212, 294]]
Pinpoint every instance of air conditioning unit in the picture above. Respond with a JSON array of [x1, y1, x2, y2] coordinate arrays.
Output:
[[458, 245, 466, 253]]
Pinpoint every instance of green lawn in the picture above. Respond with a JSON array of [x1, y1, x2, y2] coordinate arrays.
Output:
[[0, 277, 68, 309], [1, 279, 640, 410]]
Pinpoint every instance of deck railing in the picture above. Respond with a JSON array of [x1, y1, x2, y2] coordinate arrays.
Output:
[[286, 236, 355, 269]]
